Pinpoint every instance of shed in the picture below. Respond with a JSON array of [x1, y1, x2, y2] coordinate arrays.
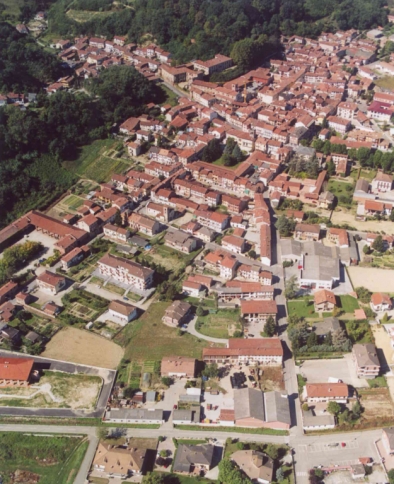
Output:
[[146, 390, 156, 402]]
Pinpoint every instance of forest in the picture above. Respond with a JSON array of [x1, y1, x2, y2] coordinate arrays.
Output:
[[46, 0, 389, 63]]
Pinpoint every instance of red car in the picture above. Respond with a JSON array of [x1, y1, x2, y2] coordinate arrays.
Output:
[[173, 404, 177, 410], [341, 442, 346, 447]]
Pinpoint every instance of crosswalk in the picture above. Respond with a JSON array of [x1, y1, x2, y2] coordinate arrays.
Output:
[[296, 471, 308, 477], [298, 440, 359, 454]]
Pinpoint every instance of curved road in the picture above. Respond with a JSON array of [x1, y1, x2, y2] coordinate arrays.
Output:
[[186, 315, 229, 344]]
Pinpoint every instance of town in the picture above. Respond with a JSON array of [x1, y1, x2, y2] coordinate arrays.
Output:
[[4, 3, 394, 484]]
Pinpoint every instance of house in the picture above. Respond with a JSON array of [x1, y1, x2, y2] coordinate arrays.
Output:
[[104, 408, 164, 424], [164, 230, 200, 254], [37, 271, 66, 295], [0, 281, 19, 304], [173, 407, 201, 425], [162, 300, 191, 327], [327, 228, 348, 247], [382, 428, 394, 455], [302, 411, 335, 431], [61, 246, 90, 270], [203, 338, 283, 365], [352, 343, 380, 378], [314, 289, 336, 312], [312, 317, 341, 339], [294, 223, 321, 241], [303, 383, 349, 403], [108, 300, 138, 325], [300, 254, 341, 290], [193, 54, 232, 75], [161, 356, 196, 378], [43, 301, 62, 317], [15, 292, 33, 305], [128, 213, 162, 237], [371, 171, 393, 193], [104, 224, 130, 243], [240, 299, 278, 324], [231, 450, 274, 484], [370, 293, 392, 312], [234, 388, 291, 430], [173, 444, 214, 474], [0, 357, 34, 387], [195, 210, 230, 232], [93, 443, 147, 479], [222, 235, 246, 254], [368, 101, 394, 123], [98, 254, 154, 290]]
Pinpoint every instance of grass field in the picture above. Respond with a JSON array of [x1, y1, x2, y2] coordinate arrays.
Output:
[[42, 326, 124, 369], [349, 168, 377, 183], [327, 179, 354, 208], [375, 76, 394, 92], [116, 301, 222, 363], [0, 0, 24, 16], [63, 139, 130, 182], [174, 424, 288, 435], [62, 194, 85, 211], [0, 371, 102, 410], [105, 282, 125, 296], [67, 9, 114, 22], [213, 157, 243, 170], [0, 432, 88, 484], [158, 85, 179, 106], [287, 299, 318, 319], [144, 244, 193, 271], [338, 295, 359, 313], [196, 309, 240, 338]]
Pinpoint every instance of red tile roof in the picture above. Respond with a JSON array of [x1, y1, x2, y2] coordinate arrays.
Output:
[[0, 357, 34, 381]]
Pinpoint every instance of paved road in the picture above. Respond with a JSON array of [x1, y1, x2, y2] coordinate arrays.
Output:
[[0, 350, 116, 418], [162, 80, 187, 100], [185, 315, 229, 344]]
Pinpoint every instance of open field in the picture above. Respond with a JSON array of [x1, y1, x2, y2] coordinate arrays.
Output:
[[349, 168, 377, 183], [287, 299, 318, 319], [375, 75, 394, 91], [69, 301, 99, 321], [338, 295, 359, 313], [0, 371, 101, 410], [331, 209, 394, 234], [364, 252, 394, 270], [63, 139, 130, 182], [42, 326, 124, 369], [67, 9, 114, 22], [116, 301, 221, 363], [144, 244, 197, 271], [347, 266, 394, 292], [196, 309, 241, 338], [61, 194, 85, 211], [0, 432, 88, 484], [358, 387, 394, 421]]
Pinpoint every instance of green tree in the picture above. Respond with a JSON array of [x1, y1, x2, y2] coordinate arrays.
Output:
[[143, 472, 165, 484], [284, 275, 299, 299], [275, 215, 296, 237], [355, 286, 372, 303], [264, 316, 276, 337], [326, 331, 333, 346], [196, 305, 205, 317], [161, 377, 172, 386], [327, 160, 336, 176], [372, 235, 385, 253], [230, 38, 263, 69], [276, 468, 285, 481], [202, 138, 222, 163], [388, 468, 394, 484], [390, 210, 394, 222], [302, 403, 310, 411], [327, 401, 341, 415], [307, 331, 318, 347], [202, 363, 219, 379], [114, 209, 123, 227], [352, 400, 362, 419], [382, 312, 389, 323], [363, 244, 370, 255], [97, 427, 108, 440], [264, 444, 279, 460], [232, 143, 244, 163]]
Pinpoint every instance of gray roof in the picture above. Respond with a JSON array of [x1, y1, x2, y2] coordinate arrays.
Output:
[[179, 394, 201, 403], [355, 178, 370, 193], [173, 444, 214, 473], [383, 428, 394, 450], [280, 239, 302, 258], [293, 145, 316, 157], [340, 235, 359, 264], [353, 343, 380, 368], [107, 408, 163, 421], [234, 388, 265, 422], [173, 406, 201, 423], [313, 317, 341, 336], [164, 300, 191, 321], [264, 391, 291, 426], [165, 229, 196, 248], [25, 331, 41, 343], [145, 390, 156, 402], [302, 411, 335, 428], [301, 255, 340, 282]]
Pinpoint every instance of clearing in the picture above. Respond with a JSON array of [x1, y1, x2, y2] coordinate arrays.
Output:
[[63, 139, 131, 183], [0, 432, 88, 484], [347, 266, 394, 292], [67, 9, 114, 22], [287, 299, 318, 319], [375, 76, 394, 91], [144, 244, 198, 271], [259, 366, 285, 392], [0, 0, 24, 16], [116, 301, 222, 363], [0, 371, 101, 410], [358, 387, 394, 422], [196, 309, 241, 338], [331, 209, 394, 234], [42, 326, 123, 369]]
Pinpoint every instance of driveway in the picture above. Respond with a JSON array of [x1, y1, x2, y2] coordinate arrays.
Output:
[[299, 354, 368, 388]]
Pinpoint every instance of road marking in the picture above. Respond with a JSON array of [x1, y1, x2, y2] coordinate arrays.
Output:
[[304, 441, 359, 453], [298, 445, 308, 453], [296, 472, 308, 476]]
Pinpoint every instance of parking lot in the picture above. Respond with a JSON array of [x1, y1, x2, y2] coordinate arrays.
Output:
[[13, 230, 59, 275], [299, 354, 368, 388]]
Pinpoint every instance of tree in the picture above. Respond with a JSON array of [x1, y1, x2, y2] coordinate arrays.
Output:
[[327, 401, 341, 415], [388, 468, 394, 484], [307, 331, 318, 348], [363, 244, 370, 255], [202, 138, 222, 163], [390, 210, 394, 222], [114, 209, 123, 227], [196, 305, 205, 317], [352, 400, 362, 419], [355, 286, 372, 304], [143, 472, 165, 484], [97, 427, 108, 440], [302, 403, 310, 411], [161, 377, 172, 387], [264, 316, 276, 337], [284, 275, 299, 300], [230, 38, 263, 70], [372, 235, 385, 253], [382, 312, 389, 323], [326, 331, 333, 346], [264, 444, 279, 460], [332, 328, 348, 347], [327, 160, 336, 176], [202, 363, 219, 379], [276, 215, 296, 237], [232, 143, 244, 163], [248, 249, 257, 259], [276, 468, 285, 482]]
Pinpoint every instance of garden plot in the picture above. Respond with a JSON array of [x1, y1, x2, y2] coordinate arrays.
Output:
[[68, 302, 98, 321]]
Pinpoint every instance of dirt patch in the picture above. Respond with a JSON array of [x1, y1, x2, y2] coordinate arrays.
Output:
[[358, 387, 394, 420], [42, 326, 123, 369], [11, 470, 40, 483], [347, 267, 394, 292], [259, 366, 285, 391], [331, 210, 394, 234]]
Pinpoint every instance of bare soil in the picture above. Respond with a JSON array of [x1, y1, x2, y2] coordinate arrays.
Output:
[[42, 326, 124, 369], [347, 266, 394, 292], [358, 387, 394, 420]]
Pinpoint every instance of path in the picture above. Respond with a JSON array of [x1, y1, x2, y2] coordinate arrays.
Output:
[[185, 315, 229, 344], [0, 383, 62, 403]]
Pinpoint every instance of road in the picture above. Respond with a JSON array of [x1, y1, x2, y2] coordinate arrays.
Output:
[[162, 80, 188, 100]]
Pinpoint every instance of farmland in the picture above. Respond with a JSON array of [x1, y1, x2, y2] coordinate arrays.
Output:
[[116, 301, 222, 363], [0, 432, 88, 484], [42, 326, 124, 369], [63, 139, 131, 182]]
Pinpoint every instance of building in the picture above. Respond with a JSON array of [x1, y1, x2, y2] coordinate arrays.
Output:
[[327, 228, 348, 247], [300, 254, 341, 290], [382, 428, 394, 455], [368, 101, 394, 122], [352, 343, 380, 378], [98, 253, 154, 290], [105, 408, 164, 424], [161, 356, 196, 378], [173, 444, 214, 474], [0, 282, 19, 304], [0, 357, 34, 387], [203, 338, 283, 365], [61, 246, 90, 270], [371, 293, 392, 312], [303, 383, 349, 403], [231, 450, 274, 484], [37, 271, 66, 295], [128, 213, 162, 237], [193, 54, 233, 76], [294, 223, 321, 241], [162, 300, 191, 327], [314, 289, 336, 312], [234, 388, 291, 430], [214, 282, 274, 304], [93, 443, 147, 479], [108, 300, 138, 325], [222, 235, 246, 254], [104, 224, 131, 243], [164, 230, 200, 253], [312, 317, 341, 340], [240, 299, 278, 324], [371, 171, 393, 193]]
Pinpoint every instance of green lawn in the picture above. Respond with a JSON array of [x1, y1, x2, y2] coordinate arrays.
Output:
[[63, 194, 84, 210], [213, 157, 243, 170], [67, 9, 114, 22], [287, 299, 318, 319], [104, 282, 125, 296], [339, 295, 360, 313], [116, 302, 221, 363], [327, 179, 354, 208], [0, 432, 88, 484], [368, 376, 388, 388], [174, 424, 288, 436], [157, 85, 179, 106], [375, 76, 394, 92], [63, 139, 130, 182], [349, 169, 377, 183], [196, 309, 240, 338]]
